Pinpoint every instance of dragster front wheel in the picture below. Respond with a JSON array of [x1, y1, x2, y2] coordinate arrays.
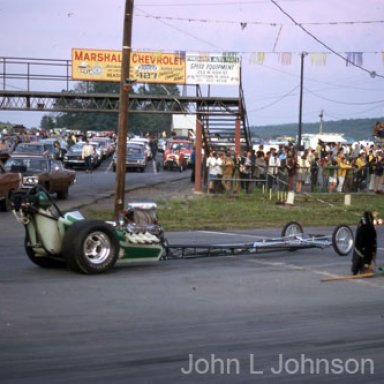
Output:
[[281, 221, 303, 238], [62, 220, 120, 274], [332, 224, 354, 256]]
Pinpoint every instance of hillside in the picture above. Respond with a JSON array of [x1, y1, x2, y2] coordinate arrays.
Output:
[[250, 117, 383, 141]]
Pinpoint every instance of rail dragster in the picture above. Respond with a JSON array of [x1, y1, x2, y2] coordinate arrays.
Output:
[[11, 186, 355, 274]]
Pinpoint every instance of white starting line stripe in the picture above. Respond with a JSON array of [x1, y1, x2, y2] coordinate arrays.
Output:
[[248, 259, 384, 289]]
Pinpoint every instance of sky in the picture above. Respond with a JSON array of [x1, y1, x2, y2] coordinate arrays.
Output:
[[1, 0, 384, 129]]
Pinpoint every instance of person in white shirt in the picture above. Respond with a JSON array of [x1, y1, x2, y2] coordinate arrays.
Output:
[[295, 151, 310, 193], [267, 151, 280, 189], [206, 151, 218, 193], [81, 140, 95, 173], [213, 152, 224, 193]]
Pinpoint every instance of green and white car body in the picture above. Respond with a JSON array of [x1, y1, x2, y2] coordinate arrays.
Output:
[[12, 187, 165, 274]]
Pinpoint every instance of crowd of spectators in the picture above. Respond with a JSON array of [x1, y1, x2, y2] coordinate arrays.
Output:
[[0, 131, 115, 162], [205, 140, 384, 195], [0, 132, 77, 157]]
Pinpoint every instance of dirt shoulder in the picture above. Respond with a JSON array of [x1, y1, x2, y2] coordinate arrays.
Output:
[[91, 176, 196, 211]]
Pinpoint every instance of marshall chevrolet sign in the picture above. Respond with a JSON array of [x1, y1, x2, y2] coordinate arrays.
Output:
[[72, 49, 240, 85], [72, 49, 185, 84], [129, 51, 185, 84], [72, 49, 122, 81]]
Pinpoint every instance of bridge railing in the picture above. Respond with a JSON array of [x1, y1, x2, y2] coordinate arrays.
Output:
[[0, 57, 72, 92]]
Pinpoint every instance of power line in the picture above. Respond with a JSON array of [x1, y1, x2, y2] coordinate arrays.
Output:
[[137, 0, 304, 7], [135, 13, 384, 27], [304, 83, 384, 94], [269, 0, 384, 79], [303, 76, 384, 92], [324, 105, 384, 119], [135, 10, 384, 55], [248, 84, 300, 112], [305, 87, 384, 106], [135, 7, 225, 50], [234, 59, 383, 96]]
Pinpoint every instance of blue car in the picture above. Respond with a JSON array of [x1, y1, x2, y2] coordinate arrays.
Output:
[[112, 143, 147, 172]]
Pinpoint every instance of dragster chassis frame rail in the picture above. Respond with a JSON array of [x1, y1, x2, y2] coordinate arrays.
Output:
[[165, 223, 355, 259]]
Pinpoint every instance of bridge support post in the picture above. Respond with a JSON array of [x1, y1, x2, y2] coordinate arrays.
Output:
[[235, 117, 241, 156], [194, 116, 203, 193]]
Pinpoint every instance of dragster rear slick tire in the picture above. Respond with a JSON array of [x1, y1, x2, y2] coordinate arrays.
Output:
[[62, 220, 120, 274]]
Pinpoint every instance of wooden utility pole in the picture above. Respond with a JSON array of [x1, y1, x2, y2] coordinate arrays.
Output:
[[319, 109, 324, 134], [297, 52, 305, 151], [114, 0, 134, 220]]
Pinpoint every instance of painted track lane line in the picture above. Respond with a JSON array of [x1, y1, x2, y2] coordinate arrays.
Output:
[[248, 259, 384, 289]]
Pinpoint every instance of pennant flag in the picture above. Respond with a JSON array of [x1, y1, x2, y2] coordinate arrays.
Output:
[[346, 52, 363, 66], [309, 53, 327, 66], [249, 52, 265, 65], [278, 52, 292, 65]]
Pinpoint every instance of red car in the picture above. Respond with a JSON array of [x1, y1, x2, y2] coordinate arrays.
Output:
[[0, 161, 21, 211], [163, 139, 193, 172]]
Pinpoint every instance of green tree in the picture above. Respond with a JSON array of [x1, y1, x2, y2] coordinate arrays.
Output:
[[40, 115, 55, 131], [132, 84, 181, 137], [54, 82, 119, 132], [45, 82, 181, 136]]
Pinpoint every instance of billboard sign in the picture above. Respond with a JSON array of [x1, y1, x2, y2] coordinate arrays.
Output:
[[72, 49, 240, 85], [72, 48, 122, 81], [129, 51, 185, 84], [72, 49, 186, 83], [185, 52, 240, 85]]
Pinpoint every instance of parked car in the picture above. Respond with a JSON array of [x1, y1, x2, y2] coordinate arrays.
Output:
[[129, 137, 152, 160], [90, 141, 104, 166], [4, 154, 76, 200], [112, 143, 147, 172], [38, 139, 57, 158], [157, 138, 166, 153], [63, 142, 99, 169], [13, 142, 49, 156], [39, 138, 68, 160], [0, 161, 21, 211], [91, 137, 115, 159], [0, 142, 11, 164], [163, 139, 193, 171], [0, 150, 10, 164]]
